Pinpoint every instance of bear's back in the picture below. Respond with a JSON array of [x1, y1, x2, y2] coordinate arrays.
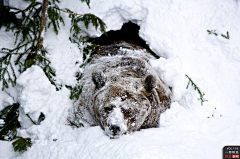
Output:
[[93, 41, 155, 63], [76, 41, 172, 127]]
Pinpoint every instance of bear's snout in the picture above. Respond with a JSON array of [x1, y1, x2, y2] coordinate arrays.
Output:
[[109, 124, 121, 135], [105, 107, 126, 139]]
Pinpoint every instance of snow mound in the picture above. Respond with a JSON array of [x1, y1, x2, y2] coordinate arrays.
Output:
[[15, 66, 77, 157], [17, 66, 54, 122]]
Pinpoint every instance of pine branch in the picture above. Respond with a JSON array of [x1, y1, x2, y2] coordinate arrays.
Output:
[[57, 8, 85, 16], [12, 2, 42, 14], [221, 31, 229, 39], [26, 114, 37, 125], [185, 75, 208, 106], [59, 8, 106, 35], [207, 30, 218, 36], [69, 85, 83, 101], [12, 136, 32, 152], [3, 90, 16, 102], [80, 0, 90, 8], [1, 39, 36, 53], [0, 54, 17, 90], [80, 14, 107, 34], [47, 5, 65, 34], [0, 103, 20, 141], [0, 51, 34, 55], [207, 30, 230, 40]]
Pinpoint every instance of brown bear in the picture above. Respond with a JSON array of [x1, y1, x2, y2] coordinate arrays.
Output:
[[71, 41, 173, 139]]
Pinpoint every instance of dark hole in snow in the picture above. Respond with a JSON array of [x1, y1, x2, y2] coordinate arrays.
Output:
[[37, 112, 45, 125], [90, 22, 159, 58]]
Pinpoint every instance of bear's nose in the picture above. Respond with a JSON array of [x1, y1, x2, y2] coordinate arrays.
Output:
[[109, 125, 121, 135]]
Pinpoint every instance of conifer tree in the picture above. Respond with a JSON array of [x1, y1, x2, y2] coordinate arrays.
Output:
[[0, 0, 106, 152], [0, 0, 106, 90]]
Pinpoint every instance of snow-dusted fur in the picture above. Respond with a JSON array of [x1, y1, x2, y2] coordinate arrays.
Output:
[[72, 41, 172, 138]]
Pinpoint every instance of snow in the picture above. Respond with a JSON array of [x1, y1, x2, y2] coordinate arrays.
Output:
[[105, 107, 127, 138], [0, 119, 4, 125], [17, 66, 56, 128], [1, 0, 240, 158]]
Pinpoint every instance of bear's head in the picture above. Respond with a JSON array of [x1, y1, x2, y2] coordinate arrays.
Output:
[[92, 71, 155, 139]]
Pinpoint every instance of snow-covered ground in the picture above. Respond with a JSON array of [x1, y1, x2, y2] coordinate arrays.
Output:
[[1, 0, 240, 158]]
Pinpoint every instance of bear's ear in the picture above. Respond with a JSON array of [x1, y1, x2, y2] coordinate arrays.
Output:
[[92, 70, 105, 89], [144, 75, 156, 92]]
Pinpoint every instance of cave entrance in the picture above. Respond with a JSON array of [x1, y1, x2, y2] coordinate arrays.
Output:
[[90, 22, 159, 58]]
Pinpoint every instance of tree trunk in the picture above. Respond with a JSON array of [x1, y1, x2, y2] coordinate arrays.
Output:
[[37, 0, 49, 52]]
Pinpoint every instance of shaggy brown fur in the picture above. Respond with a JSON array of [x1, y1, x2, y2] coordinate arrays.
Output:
[[73, 41, 173, 138]]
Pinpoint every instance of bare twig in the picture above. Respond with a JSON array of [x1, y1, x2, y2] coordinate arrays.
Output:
[[10, 2, 42, 14], [57, 8, 92, 17], [0, 51, 34, 55], [57, 8, 84, 16], [4, 90, 16, 102]]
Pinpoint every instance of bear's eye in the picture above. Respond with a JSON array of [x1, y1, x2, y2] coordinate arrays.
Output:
[[104, 106, 113, 112], [122, 109, 132, 118], [124, 109, 130, 114], [122, 109, 131, 114]]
